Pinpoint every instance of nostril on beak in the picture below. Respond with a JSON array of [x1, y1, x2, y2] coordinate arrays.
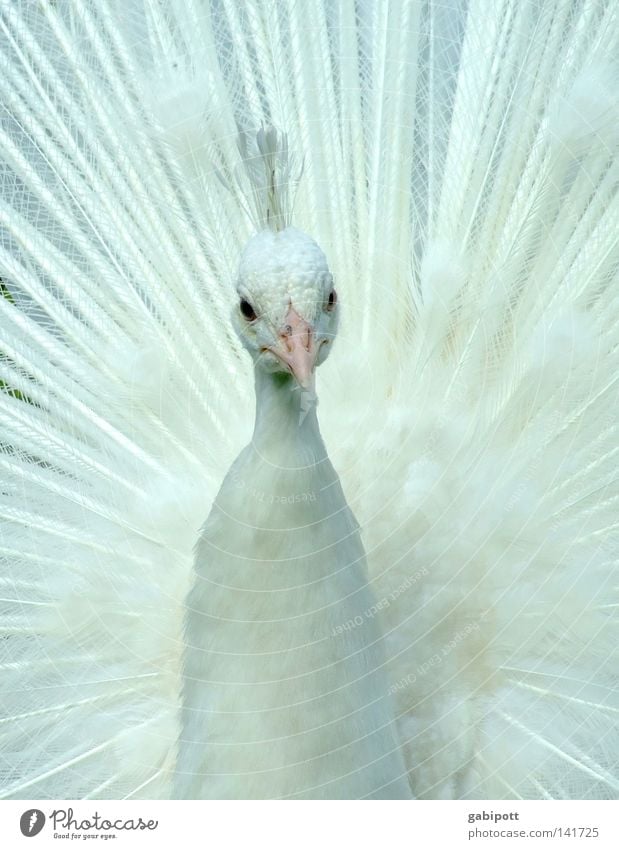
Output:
[[279, 308, 314, 353], [280, 321, 313, 352], [280, 325, 294, 352]]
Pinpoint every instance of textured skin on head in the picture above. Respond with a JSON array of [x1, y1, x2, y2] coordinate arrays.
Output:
[[237, 227, 332, 324]]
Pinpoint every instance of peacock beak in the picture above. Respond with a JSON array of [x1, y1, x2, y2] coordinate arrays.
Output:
[[268, 306, 317, 389]]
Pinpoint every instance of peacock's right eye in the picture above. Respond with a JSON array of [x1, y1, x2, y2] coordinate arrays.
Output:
[[240, 298, 257, 321]]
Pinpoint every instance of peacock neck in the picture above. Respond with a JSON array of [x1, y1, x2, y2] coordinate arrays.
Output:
[[251, 367, 325, 464]]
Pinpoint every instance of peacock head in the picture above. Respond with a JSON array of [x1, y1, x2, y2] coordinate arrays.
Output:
[[233, 226, 339, 389]]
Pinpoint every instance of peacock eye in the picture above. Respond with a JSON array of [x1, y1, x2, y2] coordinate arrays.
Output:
[[326, 289, 337, 311], [240, 298, 257, 321]]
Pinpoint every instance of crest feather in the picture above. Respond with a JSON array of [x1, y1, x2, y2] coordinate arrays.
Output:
[[232, 125, 303, 232]]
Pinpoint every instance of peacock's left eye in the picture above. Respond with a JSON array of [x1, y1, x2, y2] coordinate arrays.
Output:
[[326, 289, 337, 311], [240, 298, 257, 321]]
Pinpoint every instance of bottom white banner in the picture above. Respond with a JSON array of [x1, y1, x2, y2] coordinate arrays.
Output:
[[0, 800, 616, 848]]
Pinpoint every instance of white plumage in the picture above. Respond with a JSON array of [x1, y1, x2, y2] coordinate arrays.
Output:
[[0, 0, 617, 800]]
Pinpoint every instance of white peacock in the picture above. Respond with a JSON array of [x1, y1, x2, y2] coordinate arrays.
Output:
[[0, 0, 617, 801]]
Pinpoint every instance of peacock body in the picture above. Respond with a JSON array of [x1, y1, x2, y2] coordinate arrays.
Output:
[[0, 0, 618, 800], [175, 228, 411, 799]]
